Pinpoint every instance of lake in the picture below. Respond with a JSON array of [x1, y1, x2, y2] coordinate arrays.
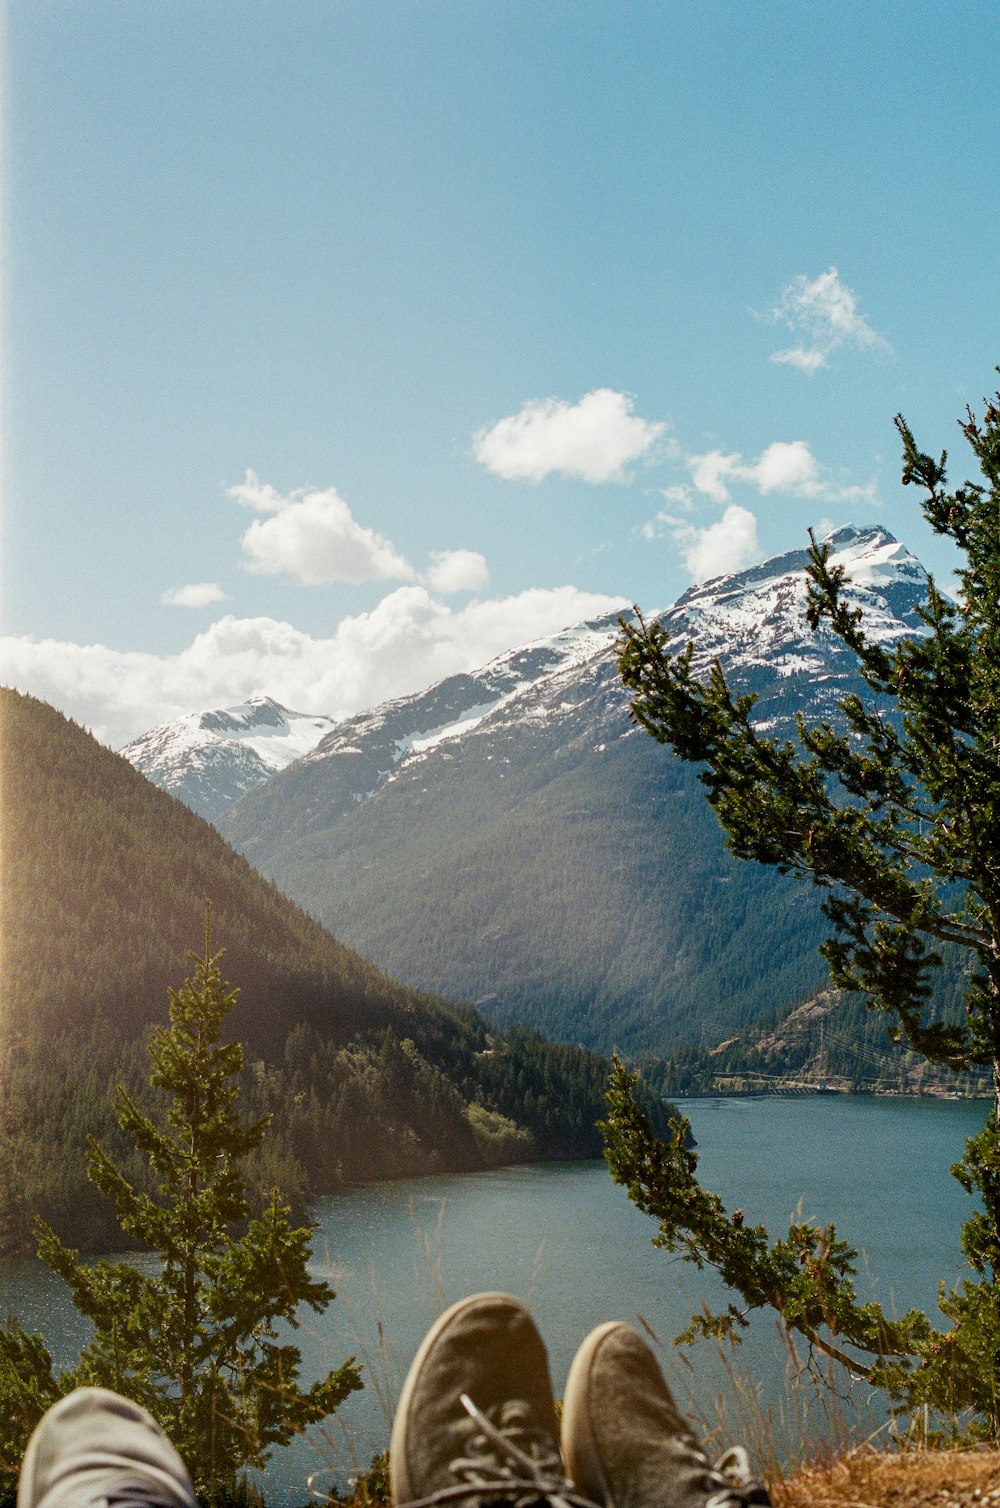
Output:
[[0, 1095, 989, 1500]]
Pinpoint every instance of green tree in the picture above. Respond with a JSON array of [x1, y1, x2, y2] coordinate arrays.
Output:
[[609, 384, 1000, 1435], [9, 915, 362, 1495]]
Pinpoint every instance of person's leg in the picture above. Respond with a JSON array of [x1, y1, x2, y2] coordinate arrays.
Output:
[[561, 1323, 770, 1508], [390, 1292, 590, 1508], [18, 1388, 196, 1508]]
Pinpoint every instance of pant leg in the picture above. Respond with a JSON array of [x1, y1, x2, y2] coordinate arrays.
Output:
[[18, 1389, 197, 1508]]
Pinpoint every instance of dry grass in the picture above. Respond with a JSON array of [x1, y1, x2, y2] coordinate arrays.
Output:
[[773, 1447, 1000, 1508]]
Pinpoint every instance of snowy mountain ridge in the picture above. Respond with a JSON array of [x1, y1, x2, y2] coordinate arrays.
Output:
[[290, 524, 928, 815], [310, 617, 622, 756], [123, 525, 927, 825], [298, 613, 625, 812]]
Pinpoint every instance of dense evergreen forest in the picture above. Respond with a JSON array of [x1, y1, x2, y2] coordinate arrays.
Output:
[[0, 689, 676, 1255]]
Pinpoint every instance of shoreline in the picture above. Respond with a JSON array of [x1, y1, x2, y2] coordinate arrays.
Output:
[[671, 1084, 993, 1101]]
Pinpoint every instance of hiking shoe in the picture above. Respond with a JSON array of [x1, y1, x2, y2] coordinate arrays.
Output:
[[390, 1292, 593, 1508], [561, 1323, 770, 1508], [18, 1387, 196, 1508]]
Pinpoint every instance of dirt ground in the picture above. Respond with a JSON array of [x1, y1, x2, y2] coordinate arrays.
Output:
[[774, 1448, 1000, 1508]]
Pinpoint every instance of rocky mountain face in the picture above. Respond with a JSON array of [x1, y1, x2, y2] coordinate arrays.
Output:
[[208, 526, 935, 1058], [119, 696, 339, 821]]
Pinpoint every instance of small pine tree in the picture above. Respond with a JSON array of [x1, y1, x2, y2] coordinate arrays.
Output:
[[33, 910, 362, 1493]]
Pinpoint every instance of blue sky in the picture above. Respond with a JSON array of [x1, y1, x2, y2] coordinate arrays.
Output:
[[3, 0, 998, 746]]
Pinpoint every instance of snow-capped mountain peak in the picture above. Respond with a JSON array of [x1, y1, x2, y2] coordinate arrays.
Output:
[[663, 524, 927, 685], [120, 695, 339, 822]]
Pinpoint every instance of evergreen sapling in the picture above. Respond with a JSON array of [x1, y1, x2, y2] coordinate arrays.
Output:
[[5, 914, 362, 1495]]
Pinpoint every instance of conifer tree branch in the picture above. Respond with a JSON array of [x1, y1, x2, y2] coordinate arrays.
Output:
[[614, 382, 1000, 1432]]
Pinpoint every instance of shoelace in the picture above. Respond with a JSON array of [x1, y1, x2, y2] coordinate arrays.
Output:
[[398, 1395, 601, 1508], [704, 1446, 771, 1508]]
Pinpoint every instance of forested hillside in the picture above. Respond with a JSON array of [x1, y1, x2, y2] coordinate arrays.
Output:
[[0, 690, 674, 1254], [1, 690, 476, 1055]]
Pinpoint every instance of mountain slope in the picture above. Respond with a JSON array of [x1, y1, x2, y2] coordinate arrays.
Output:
[[219, 526, 938, 1057]]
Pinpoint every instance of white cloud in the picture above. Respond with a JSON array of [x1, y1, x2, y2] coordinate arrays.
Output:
[[771, 346, 830, 375], [750, 439, 823, 494], [689, 440, 824, 502], [640, 485, 696, 540], [0, 584, 625, 749], [688, 451, 741, 503], [160, 582, 228, 608], [671, 504, 761, 582], [768, 267, 893, 372], [641, 423, 879, 580], [640, 423, 879, 579], [660, 484, 695, 509], [228, 471, 414, 585], [225, 472, 290, 513], [473, 389, 666, 483], [423, 549, 489, 594]]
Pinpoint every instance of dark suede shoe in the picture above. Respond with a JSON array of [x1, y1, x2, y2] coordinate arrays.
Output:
[[562, 1324, 770, 1508], [390, 1293, 589, 1508]]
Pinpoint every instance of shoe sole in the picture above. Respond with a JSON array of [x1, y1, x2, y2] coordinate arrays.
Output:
[[561, 1321, 629, 1508], [389, 1292, 532, 1506]]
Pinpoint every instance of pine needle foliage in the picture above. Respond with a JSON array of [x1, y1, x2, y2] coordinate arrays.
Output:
[[609, 382, 1000, 1436], [26, 917, 363, 1494]]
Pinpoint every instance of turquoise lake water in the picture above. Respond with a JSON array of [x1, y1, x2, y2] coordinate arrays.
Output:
[[1, 1095, 989, 1499]]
